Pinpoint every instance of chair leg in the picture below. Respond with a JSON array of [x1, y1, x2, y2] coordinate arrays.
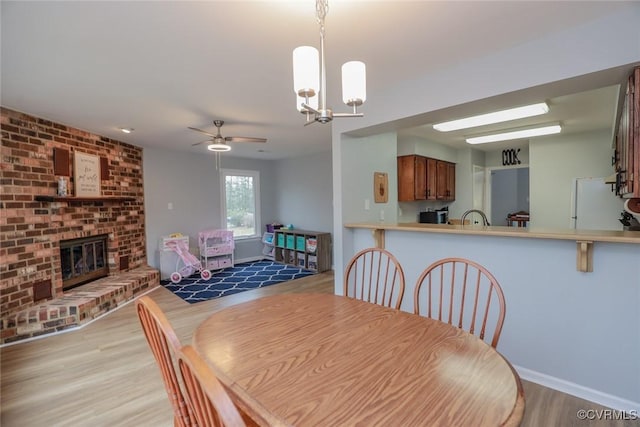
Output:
[[174, 414, 186, 427]]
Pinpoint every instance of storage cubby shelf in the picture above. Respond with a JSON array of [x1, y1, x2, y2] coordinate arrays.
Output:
[[274, 229, 331, 273]]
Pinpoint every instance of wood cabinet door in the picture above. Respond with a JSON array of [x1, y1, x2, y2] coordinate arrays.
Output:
[[435, 161, 456, 200], [436, 160, 448, 199], [446, 162, 456, 200], [426, 157, 437, 200], [632, 67, 639, 197], [414, 156, 427, 200], [616, 67, 640, 197], [397, 156, 414, 201], [397, 155, 426, 201]]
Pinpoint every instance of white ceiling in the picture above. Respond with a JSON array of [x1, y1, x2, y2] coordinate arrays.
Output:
[[1, 1, 632, 160]]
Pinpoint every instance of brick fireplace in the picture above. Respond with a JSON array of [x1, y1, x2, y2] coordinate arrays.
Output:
[[1, 107, 156, 342]]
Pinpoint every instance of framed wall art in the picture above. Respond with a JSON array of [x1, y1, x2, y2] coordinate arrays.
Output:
[[73, 151, 101, 197]]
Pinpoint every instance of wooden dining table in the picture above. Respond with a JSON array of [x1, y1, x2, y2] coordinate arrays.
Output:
[[193, 293, 525, 426]]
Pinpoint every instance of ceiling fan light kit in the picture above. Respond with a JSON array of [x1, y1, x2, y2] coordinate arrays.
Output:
[[189, 119, 266, 152], [207, 143, 231, 152], [293, 0, 366, 125]]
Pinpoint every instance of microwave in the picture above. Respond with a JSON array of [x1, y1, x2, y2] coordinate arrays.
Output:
[[419, 210, 448, 224]]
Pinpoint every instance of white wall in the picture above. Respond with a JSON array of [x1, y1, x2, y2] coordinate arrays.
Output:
[[143, 148, 278, 268], [341, 132, 398, 224], [530, 129, 614, 228], [273, 151, 333, 233]]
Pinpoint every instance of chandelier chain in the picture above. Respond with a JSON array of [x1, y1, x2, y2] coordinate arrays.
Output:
[[316, 0, 328, 37]]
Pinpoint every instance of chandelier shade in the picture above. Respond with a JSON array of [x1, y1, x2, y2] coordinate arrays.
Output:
[[342, 61, 366, 106], [293, 46, 319, 97]]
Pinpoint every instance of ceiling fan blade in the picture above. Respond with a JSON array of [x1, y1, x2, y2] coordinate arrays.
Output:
[[191, 139, 210, 146], [225, 136, 267, 143], [188, 126, 216, 138]]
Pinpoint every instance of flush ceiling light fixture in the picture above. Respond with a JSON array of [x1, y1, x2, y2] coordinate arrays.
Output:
[[433, 102, 549, 132], [293, 0, 366, 125], [119, 127, 134, 134], [466, 123, 562, 145]]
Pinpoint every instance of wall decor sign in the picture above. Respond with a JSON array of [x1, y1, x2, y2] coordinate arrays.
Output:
[[502, 148, 521, 166], [374, 172, 389, 203], [74, 152, 101, 196]]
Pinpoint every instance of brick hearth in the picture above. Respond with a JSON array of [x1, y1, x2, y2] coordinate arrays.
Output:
[[1, 266, 159, 344]]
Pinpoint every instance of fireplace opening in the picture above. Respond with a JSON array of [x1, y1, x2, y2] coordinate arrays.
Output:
[[60, 234, 109, 291]]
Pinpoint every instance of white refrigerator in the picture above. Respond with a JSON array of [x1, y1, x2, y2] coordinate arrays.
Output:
[[570, 177, 623, 230]]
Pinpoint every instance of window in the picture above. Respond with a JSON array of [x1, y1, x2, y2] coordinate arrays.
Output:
[[220, 169, 261, 239]]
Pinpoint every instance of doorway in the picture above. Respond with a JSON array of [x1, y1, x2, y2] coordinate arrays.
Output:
[[472, 165, 530, 226], [488, 167, 530, 226]]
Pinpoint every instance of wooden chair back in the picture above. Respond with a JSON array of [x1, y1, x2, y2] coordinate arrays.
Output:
[[135, 296, 195, 427], [344, 248, 406, 309], [178, 345, 246, 427], [413, 257, 506, 348]]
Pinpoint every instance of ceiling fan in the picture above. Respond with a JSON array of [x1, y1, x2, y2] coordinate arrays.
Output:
[[189, 120, 267, 152]]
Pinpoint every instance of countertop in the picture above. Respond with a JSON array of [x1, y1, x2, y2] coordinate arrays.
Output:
[[344, 222, 640, 244]]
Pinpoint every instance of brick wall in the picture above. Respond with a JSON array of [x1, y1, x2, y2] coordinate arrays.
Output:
[[0, 107, 146, 319]]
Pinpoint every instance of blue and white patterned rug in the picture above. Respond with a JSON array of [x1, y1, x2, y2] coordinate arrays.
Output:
[[162, 260, 313, 304]]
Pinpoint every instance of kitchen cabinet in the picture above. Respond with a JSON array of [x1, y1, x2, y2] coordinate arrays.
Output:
[[398, 156, 455, 201], [436, 160, 456, 201], [398, 155, 427, 201], [615, 66, 639, 197]]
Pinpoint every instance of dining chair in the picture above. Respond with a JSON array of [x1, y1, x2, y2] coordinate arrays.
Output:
[[178, 345, 247, 427], [135, 296, 196, 427], [413, 257, 506, 348], [343, 247, 406, 309]]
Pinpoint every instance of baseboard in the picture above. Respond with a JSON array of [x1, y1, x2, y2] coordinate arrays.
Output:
[[514, 365, 640, 413]]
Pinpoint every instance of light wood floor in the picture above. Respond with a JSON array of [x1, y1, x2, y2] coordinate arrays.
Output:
[[1, 272, 637, 427]]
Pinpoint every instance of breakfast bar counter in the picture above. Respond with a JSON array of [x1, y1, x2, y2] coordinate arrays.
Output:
[[345, 222, 640, 243], [345, 222, 640, 273]]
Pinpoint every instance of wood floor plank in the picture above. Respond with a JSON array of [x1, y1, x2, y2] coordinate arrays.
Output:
[[1, 271, 636, 426]]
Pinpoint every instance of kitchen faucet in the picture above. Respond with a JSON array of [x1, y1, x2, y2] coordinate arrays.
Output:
[[461, 209, 491, 226]]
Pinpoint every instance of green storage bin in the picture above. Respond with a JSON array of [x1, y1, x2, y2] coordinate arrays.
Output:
[[276, 233, 285, 247], [296, 236, 306, 251], [286, 234, 295, 249]]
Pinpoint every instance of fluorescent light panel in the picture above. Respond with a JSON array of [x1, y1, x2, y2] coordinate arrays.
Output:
[[433, 102, 549, 132], [466, 124, 561, 145]]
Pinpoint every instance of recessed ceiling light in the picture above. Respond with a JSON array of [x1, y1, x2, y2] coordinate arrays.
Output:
[[433, 102, 549, 132], [466, 123, 561, 145], [119, 128, 134, 134]]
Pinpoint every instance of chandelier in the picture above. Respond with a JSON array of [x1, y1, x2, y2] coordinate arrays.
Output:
[[293, 0, 366, 124]]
